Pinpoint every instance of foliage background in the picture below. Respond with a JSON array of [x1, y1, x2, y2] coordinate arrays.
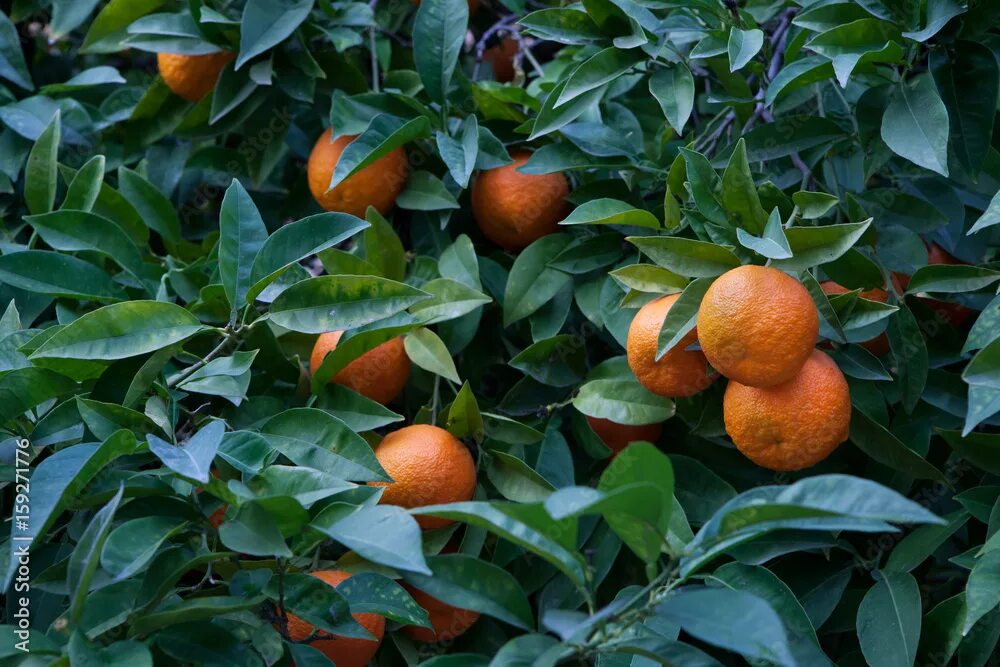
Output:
[[0, 0, 1000, 664]]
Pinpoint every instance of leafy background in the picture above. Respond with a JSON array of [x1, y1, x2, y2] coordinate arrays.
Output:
[[0, 0, 999, 665]]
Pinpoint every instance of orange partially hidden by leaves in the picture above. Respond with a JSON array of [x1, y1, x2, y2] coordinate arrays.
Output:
[[471, 151, 569, 251], [586, 416, 663, 454], [626, 293, 714, 397], [697, 265, 819, 388], [403, 585, 480, 643], [893, 243, 975, 328], [307, 127, 409, 218], [157, 51, 234, 102], [820, 281, 890, 355], [285, 570, 385, 667], [310, 331, 410, 405], [723, 349, 850, 471], [371, 424, 476, 530], [484, 38, 518, 83]]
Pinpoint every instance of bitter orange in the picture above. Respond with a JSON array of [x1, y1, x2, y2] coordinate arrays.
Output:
[[157, 51, 234, 102], [626, 293, 714, 397], [403, 585, 480, 643], [310, 331, 410, 405], [307, 128, 408, 218]]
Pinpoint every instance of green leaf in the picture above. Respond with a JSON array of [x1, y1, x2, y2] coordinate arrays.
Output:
[[236, 0, 314, 69], [932, 42, 998, 177], [850, 406, 944, 481], [737, 208, 793, 260], [147, 420, 224, 484], [0, 367, 75, 424], [503, 234, 573, 326], [413, 501, 587, 586], [529, 78, 607, 140], [264, 275, 429, 334], [556, 47, 643, 107], [656, 587, 794, 666], [509, 334, 586, 387], [679, 147, 726, 224], [0, 250, 127, 302], [24, 110, 59, 215], [806, 18, 903, 87], [628, 236, 740, 277], [886, 510, 969, 573], [413, 0, 468, 104], [770, 220, 872, 271], [649, 63, 695, 133], [331, 114, 430, 189], [397, 171, 460, 211], [968, 188, 1000, 235], [881, 74, 950, 176], [598, 442, 674, 563], [573, 378, 674, 425], [436, 116, 478, 189], [518, 8, 604, 44], [3, 431, 135, 587], [337, 571, 431, 627], [218, 180, 268, 313], [31, 301, 206, 361], [25, 210, 147, 287], [404, 327, 460, 384], [67, 484, 123, 622], [264, 572, 355, 635], [130, 596, 266, 636], [857, 571, 922, 667], [887, 302, 929, 413], [656, 277, 713, 359], [560, 198, 659, 229], [722, 139, 767, 235], [0, 9, 33, 88], [219, 502, 293, 557], [61, 155, 105, 211], [117, 167, 181, 245], [609, 264, 688, 293], [765, 56, 834, 106], [443, 381, 485, 441], [261, 408, 388, 482], [728, 28, 763, 71], [486, 450, 553, 502], [312, 504, 431, 574], [792, 191, 839, 219], [403, 554, 534, 629], [903, 0, 965, 41], [906, 265, 1000, 294], [101, 516, 188, 580], [964, 549, 1000, 633]]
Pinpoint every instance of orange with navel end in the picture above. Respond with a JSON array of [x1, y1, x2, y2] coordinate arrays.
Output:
[[626, 293, 714, 397], [471, 151, 569, 250], [157, 51, 234, 102], [310, 331, 411, 405], [284, 570, 385, 667], [586, 416, 663, 454], [484, 38, 518, 83], [697, 265, 819, 388], [820, 281, 890, 355], [403, 585, 480, 643], [307, 127, 409, 218], [371, 425, 476, 530], [723, 349, 851, 471]]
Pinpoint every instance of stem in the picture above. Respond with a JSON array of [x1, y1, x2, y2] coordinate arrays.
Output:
[[431, 374, 441, 423], [369, 28, 380, 94], [167, 331, 237, 389]]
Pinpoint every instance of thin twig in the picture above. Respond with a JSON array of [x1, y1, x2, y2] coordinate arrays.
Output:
[[166, 331, 237, 388]]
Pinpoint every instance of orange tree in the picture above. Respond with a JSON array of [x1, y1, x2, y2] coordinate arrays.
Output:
[[0, 0, 998, 664]]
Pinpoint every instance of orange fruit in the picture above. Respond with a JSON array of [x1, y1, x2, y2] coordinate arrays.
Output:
[[157, 51, 234, 102], [307, 127, 409, 218], [484, 38, 518, 83], [371, 425, 476, 530], [626, 293, 714, 397], [402, 585, 480, 643], [697, 265, 819, 388], [586, 416, 663, 454], [285, 570, 385, 667], [723, 349, 850, 471], [310, 331, 410, 405], [471, 151, 569, 250], [820, 281, 890, 355]]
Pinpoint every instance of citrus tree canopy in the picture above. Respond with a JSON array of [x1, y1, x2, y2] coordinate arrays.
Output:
[[1, 0, 1000, 664]]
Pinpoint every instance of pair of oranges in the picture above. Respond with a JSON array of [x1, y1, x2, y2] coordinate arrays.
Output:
[[284, 569, 478, 666], [623, 265, 852, 472]]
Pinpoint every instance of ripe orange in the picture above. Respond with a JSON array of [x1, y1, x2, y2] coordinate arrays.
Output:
[[471, 151, 569, 250], [586, 416, 663, 454], [697, 265, 819, 388], [310, 331, 410, 405], [820, 280, 890, 355], [371, 425, 476, 530], [484, 38, 518, 83], [307, 128, 409, 218], [284, 570, 385, 667], [626, 293, 714, 397], [723, 349, 850, 471], [403, 585, 480, 643], [157, 51, 234, 102]]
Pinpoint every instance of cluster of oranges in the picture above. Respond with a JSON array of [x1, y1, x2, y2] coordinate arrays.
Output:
[[624, 265, 852, 472]]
